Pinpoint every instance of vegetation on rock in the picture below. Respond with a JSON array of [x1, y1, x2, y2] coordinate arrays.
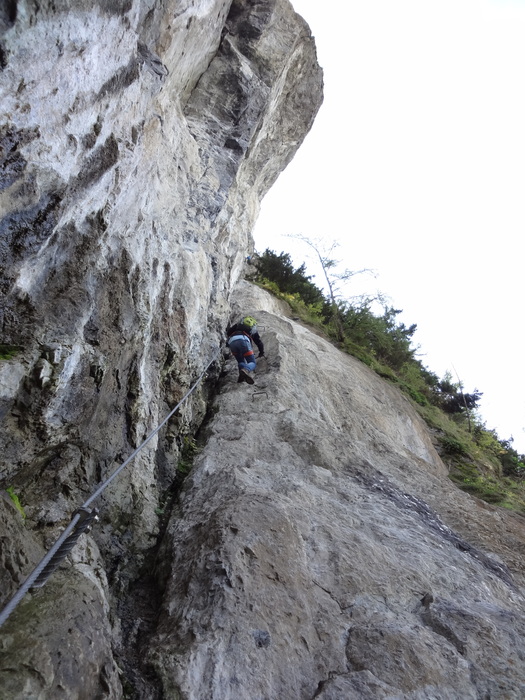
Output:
[[253, 248, 525, 511], [0, 345, 22, 361], [6, 487, 26, 520]]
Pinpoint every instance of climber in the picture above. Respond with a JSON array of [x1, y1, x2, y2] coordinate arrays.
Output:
[[226, 315, 264, 385]]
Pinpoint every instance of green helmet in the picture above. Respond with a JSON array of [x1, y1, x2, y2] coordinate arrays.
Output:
[[243, 316, 257, 330]]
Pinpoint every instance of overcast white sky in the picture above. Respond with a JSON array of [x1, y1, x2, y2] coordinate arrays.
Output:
[[253, 0, 525, 453]]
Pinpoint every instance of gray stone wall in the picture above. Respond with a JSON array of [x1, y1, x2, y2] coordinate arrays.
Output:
[[0, 1, 322, 697], [152, 282, 525, 699]]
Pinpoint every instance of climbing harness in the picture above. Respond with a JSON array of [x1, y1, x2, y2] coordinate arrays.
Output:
[[0, 349, 220, 629]]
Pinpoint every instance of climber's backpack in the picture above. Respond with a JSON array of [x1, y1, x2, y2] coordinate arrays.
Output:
[[227, 322, 252, 338], [227, 316, 258, 338]]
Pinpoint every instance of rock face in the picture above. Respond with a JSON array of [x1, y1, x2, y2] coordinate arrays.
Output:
[[0, 1, 322, 697], [146, 281, 525, 699], [2, 2, 525, 700], [0, 0, 321, 499]]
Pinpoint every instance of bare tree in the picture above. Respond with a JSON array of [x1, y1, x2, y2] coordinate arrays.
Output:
[[287, 235, 374, 342], [452, 365, 472, 434]]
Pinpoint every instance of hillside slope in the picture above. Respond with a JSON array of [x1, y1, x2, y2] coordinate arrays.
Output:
[[150, 280, 525, 699]]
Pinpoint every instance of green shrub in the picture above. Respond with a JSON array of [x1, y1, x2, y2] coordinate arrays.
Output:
[[0, 345, 22, 361], [6, 486, 26, 519], [456, 477, 506, 504], [401, 384, 429, 406], [439, 435, 469, 456], [255, 250, 325, 306], [177, 436, 200, 475]]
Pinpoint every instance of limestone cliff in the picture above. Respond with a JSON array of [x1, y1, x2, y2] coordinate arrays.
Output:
[[0, 0, 322, 696], [2, 2, 525, 700]]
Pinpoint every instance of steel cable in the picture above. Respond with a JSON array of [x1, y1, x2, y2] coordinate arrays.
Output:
[[0, 349, 220, 629]]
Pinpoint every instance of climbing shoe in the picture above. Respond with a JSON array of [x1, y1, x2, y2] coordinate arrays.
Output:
[[238, 369, 255, 385]]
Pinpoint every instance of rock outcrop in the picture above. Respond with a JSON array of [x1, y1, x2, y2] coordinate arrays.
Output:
[[0, 0, 322, 501], [2, 2, 525, 700], [0, 0, 323, 697], [147, 281, 525, 699]]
